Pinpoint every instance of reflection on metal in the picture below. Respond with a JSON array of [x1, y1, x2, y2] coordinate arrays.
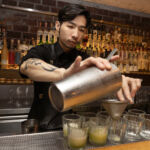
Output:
[[1, 4, 57, 16]]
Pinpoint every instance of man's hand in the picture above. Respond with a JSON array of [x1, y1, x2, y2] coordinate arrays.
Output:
[[63, 55, 119, 78], [117, 75, 142, 104]]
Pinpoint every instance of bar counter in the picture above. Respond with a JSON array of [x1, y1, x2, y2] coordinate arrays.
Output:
[[0, 130, 149, 150], [91, 140, 150, 150]]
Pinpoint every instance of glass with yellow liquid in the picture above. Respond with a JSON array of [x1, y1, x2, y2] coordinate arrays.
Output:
[[62, 114, 81, 138], [89, 115, 109, 146], [68, 125, 88, 150]]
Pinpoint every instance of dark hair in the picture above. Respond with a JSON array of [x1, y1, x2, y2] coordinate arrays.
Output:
[[58, 4, 91, 28]]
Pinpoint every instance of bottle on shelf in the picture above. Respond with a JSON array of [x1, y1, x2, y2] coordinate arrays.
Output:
[[8, 39, 15, 65], [0, 25, 3, 51], [37, 22, 43, 45], [49, 22, 58, 44], [15, 39, 21, 66], [49, 23, 54, 44], [43, 22, 49, 44], [38, 35, 43, 45], [1, 28, 8, 69]]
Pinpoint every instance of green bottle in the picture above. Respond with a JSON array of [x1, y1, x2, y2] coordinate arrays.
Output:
[[38, 35, 43, 45]]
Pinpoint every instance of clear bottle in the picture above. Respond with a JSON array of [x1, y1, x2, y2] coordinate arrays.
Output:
[[1, 28, 8, 69]]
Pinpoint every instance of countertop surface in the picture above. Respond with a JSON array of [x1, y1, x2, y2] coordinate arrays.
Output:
[[90, 140, 150, 150], [0, 131, 149, 150]]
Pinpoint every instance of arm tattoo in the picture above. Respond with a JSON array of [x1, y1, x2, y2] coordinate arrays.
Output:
[[24, 58, 57, 72]]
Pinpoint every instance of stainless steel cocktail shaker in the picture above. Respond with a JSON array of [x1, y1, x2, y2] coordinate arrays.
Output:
[[48, 64, 122, 112]]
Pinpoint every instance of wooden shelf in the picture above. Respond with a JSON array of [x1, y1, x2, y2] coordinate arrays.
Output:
[[0, 69, 33, 84], [0, 69, 149, 85]]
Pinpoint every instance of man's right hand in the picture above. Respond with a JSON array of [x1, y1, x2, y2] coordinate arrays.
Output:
[[63, 55, 119, 78]]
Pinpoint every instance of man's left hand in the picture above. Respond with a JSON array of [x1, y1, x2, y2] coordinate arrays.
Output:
[[117, 75, 142, 104]]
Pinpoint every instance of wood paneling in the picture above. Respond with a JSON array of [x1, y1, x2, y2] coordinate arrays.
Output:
[[84, 0, 150, 14]]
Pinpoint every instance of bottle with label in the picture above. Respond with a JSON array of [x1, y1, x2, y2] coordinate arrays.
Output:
[[43, 22, 49, 44], [37, 22, 43, 45], [45, 35, 49, 44], [49, 23, 58, 44], [38, 35, 43, 45], [20, 40, 29, 59], [1, 28, 8, 69], [8, 39, 15, 65]]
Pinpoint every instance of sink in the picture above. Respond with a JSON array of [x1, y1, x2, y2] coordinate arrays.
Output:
[[0, 110, 29, 136]]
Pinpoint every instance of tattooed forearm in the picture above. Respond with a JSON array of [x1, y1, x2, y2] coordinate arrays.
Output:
[[24, 58, 57, 72], [24, 58, 41, 70], [41, 66, 57, 72]]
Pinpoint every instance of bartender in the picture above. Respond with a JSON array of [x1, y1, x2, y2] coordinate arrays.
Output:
[[19, 4, 142, 131]]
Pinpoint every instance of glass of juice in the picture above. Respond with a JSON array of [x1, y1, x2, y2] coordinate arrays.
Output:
[[62, 114, 81, 138], [68, 124, 88, 150], [89, 115, 109, 146]]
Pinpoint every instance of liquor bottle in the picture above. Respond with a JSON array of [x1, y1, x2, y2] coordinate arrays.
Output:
[[43, 22, 49, 44], [138, 44, 143, 71], [15, 39, 21, 66], [133, 43, 138, 72], [45, 35, 49, 44], [20, 40, 29, 59], [53, 25, 58, 43], [86, 26, 93, 54], [49, 23, 55, 44], [28, 38, 35, 50], [32, 38, 36, 47], [138, 30, 143, 45], [129, 28, 134, 43], [38, 35, 43, 45], [37, 22, 43, 45], [1, 28, 8, 69], [113, 26, 118, 42], [81, 33, 88, 52], [117, 27, 122, 44], [51, 23, 58, 44], [92, 24, 98, 57], [8, 39, 15, 65], [134, 29, 139, 44], [0, 25, 3, 50]]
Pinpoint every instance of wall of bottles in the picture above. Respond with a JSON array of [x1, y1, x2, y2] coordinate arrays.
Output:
[[0, 20, 150, 73], [0, 22, 59, 70], [77, 22, 150, 73]]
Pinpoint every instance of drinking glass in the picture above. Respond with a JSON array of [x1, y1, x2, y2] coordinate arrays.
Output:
[[89, 115, 109, 146], [140, 114, 150, 139], [96, 111, 109, 117], [67, 124, 88, 150], [123, 114, 144, 141], [108, 118, 127, 144], [79, 112, 96, 132], [127, 109, 145, 117], [62, 114, 81, 138]]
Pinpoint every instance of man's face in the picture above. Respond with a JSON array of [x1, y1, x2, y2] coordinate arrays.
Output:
[[56, 15, 87, 51]]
